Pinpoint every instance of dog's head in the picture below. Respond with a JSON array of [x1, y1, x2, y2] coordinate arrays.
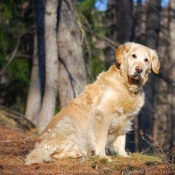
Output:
[[115, 42, 160, 87]]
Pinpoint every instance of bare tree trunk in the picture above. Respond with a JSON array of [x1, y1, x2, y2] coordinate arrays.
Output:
[[25, 0, 45, 125], [58, 0, 87, 108], [134, 0, 143, 152], [116, 0, 134, 44], [105, 0, 134, 69], [115, 0, 135, 152], [155, 7, 170, 152], [25, 33, 41, 125], [134, 0, 146, 44], [168, 0, 175, 149], [138, 0, 161, 151], [36, 0, 45, 99], [39, 0, 59, 133], [105, 0, 117, 69]]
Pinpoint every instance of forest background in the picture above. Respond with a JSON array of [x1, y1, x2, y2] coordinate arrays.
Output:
[[0, 0, 174, 154]]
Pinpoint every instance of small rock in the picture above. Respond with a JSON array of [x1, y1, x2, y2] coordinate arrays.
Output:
[[0, 165, 3, 169], [35, 166, 40, 170]]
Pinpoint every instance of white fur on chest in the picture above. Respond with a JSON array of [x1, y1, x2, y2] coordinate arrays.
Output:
[[103, 88, 144, 136], [108, 114, 133, 136], [103, 87, 144, 114]]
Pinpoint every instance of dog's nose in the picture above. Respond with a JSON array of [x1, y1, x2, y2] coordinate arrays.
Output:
[[135, 66, 143, 73]]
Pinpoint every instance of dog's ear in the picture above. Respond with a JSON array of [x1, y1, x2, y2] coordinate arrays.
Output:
[[151, 50, 160, 74], [115, 42, 132, 64]]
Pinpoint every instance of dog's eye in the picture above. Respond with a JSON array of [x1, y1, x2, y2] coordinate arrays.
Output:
[[132, 54, 137, 58], [144, 58, 148, 62]]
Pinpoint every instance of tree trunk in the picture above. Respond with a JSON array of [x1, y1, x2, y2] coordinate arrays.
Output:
[[138, 0, 161, 151], [105, 0, 117, 69], [105, 0, 134, 69], [25, 0, 45, 125], [134, 0, 145, 44], [39, 0, 59, 133], [116, 0, 134, 44], [115, 0, 135, 152], [58, 0, 87, 108], [168, 0, 175, 149], [155, 4, 171, 152], [25, 33, 41, 125], [36, 0, 45, 99]]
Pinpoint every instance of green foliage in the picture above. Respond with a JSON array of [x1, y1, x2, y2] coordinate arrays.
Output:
[[0, 53, 6, 68], [11, 22, 26, 35], [78, 0, 95, 12], [78, 0, 106, 32], [0, 0, 33, 112], [78, 0, 106, 81], [91, 51, 105, 77], [0, 28, 11, 51], [0, 58, 30, 113], [7, 59, 29, 86], [0, 2, 13, 20]]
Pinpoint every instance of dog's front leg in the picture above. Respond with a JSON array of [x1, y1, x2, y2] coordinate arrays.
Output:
[[88, 107, 112, 160], [113, 134, 128, 157]]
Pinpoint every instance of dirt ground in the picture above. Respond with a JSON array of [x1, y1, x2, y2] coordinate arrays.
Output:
[[0, 124, 174, 175]]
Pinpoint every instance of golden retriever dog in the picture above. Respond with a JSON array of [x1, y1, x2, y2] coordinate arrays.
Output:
[[25, 42, 160, 165]]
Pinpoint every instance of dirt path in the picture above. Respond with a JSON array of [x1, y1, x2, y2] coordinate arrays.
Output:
[[0, 124, 174, 175]]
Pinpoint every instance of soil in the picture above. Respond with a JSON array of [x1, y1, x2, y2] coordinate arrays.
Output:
[[0, 124, 174, 175]]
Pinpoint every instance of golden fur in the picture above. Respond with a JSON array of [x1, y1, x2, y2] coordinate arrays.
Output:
[[25, 42, 160, 165]]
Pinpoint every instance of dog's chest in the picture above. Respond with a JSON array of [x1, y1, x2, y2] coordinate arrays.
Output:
[[116, 94, 144, 115], [107, 90, 144, 136], [114, 89, 144, 116]]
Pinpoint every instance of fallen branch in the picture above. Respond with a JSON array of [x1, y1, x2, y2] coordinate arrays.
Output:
[[0, 104, 35, 130]]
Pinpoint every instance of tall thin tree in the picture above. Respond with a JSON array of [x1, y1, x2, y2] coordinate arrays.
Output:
[[115, 0, 135, 152], [168, 0, 175, 148], [25, 32, 41, 125], [57, 0, 87, 107], [105, 0, 117, 68], [25, 0, 45, 125], [138, 0, 161, 151], [39, 0, 59, 132], [116, 0, 134, 43]]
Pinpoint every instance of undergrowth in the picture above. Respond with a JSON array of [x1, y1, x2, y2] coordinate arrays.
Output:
[[140, 128, 175, 170], [89, 152, 163, 174]]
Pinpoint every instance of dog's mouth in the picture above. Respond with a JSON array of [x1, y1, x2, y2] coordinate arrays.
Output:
[[127, 74, 142, 87], [128, 72, 142, 80]]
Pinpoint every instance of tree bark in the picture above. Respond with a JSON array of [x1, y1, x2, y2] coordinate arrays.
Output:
[[39, 0, 59, 133], [25, 0, 45, 125], [105, 0, 117, 69], [138, 0, 161, 151], [105, 0, 134, 69], [116, 0, 134, 44], [25, 33, 41, 125], [134, 0, 145, 44], [36, 0, 45, 99], [58, 0, 87, 108], [168, 0, 175, 149], [115, 0, 135, 152]]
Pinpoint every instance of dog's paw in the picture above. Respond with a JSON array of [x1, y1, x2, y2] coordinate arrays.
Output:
[[118, 151, 129, 157]]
